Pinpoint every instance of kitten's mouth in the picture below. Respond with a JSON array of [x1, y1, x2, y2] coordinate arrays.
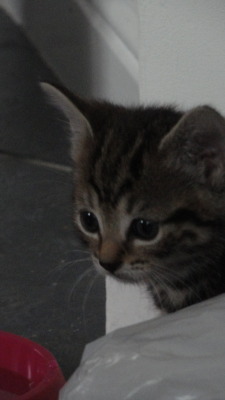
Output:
[[92, 256, 147, 283], [115, 266, 148, 283]]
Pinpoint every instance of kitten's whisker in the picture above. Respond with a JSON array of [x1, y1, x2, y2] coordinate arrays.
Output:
[[68, 249, 90, 255], [153, 269, 182, 298], [154, 264, 203, 303], [81, 272, 100, 340], [46, 257, 91, 281], [149, 269, 174, 305], [149, 270, 167, 310], [67, 267, 94, 306]]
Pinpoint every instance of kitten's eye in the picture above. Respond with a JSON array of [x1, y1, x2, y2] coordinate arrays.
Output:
[[130, 219, 159, 241], [80, 211, 99, 233]]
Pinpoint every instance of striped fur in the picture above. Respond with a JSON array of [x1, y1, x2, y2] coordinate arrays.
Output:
[[42, 83, 225, 313]]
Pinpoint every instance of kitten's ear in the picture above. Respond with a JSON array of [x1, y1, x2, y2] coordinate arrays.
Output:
[[160, 106, 225, 190], [40, 82, 93, 161]]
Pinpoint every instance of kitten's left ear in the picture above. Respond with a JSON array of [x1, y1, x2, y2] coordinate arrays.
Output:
[[40, 82, 93, 161], [160, 105, 225, 190]]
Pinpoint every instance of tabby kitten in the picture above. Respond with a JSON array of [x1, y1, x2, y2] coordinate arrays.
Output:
[[42, 82, 225, 313]]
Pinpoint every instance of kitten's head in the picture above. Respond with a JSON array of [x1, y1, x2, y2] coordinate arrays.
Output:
[[42, 83, 225, 311]]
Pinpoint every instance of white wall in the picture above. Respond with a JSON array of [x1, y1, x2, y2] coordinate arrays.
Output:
[[89, 0, 138, 57], [138, 0, 225, 112]]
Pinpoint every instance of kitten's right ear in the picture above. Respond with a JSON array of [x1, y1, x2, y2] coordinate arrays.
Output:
[[40, 82, 93, 161]]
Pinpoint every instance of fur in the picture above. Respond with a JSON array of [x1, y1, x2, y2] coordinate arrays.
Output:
[[42, 82, 225, 313]]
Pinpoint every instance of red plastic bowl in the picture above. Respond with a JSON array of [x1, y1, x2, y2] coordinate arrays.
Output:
[[0, 331, 65, 400]]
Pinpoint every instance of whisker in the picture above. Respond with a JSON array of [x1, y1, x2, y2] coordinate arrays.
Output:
[[152, 264, 203, 304], [68, 249, 90, 255], [67, 266, 94, 306], [81, 272, 100, 340], [156, 264, 198, 295], [147, 270, 165, 310], [46, 257, 91, 281]]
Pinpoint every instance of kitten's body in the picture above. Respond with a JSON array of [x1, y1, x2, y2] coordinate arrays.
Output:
[[42, 83, 225, 313]]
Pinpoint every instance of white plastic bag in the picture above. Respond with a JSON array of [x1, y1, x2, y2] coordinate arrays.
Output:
[[60, 294, 225, 400]]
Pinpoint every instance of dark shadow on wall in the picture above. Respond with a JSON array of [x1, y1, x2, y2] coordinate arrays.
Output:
[[0, 6, 106, 379], [22, 0, 140, 104], [23, 0, 93, 98], [0, 7, 71, 164]]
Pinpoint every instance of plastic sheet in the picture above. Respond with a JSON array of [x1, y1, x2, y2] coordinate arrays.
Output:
[[60, 294, 225, 400]]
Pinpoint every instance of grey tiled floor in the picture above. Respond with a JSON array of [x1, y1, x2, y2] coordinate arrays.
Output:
[[0, 9, 105, 379]]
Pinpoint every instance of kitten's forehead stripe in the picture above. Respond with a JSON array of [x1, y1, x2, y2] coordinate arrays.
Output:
[[89, 177, 104, 202], [90, 175, 133, 206], [129, 141, 146, 179], [165, 208, 220, 227], [91, 122, 150, 207], [112, 179, 133, 206]]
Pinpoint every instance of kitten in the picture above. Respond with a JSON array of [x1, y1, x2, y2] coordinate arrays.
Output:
[[42, 82, 225, 313]]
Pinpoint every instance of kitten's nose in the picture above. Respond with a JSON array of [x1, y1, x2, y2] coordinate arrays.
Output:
[[99, 260, 121, 273]]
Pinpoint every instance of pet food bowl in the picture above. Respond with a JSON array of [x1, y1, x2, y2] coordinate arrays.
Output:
[[0, 331, 65, 400]]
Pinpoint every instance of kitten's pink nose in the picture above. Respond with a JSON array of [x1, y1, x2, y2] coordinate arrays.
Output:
[[99, 260, 121, 273]]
